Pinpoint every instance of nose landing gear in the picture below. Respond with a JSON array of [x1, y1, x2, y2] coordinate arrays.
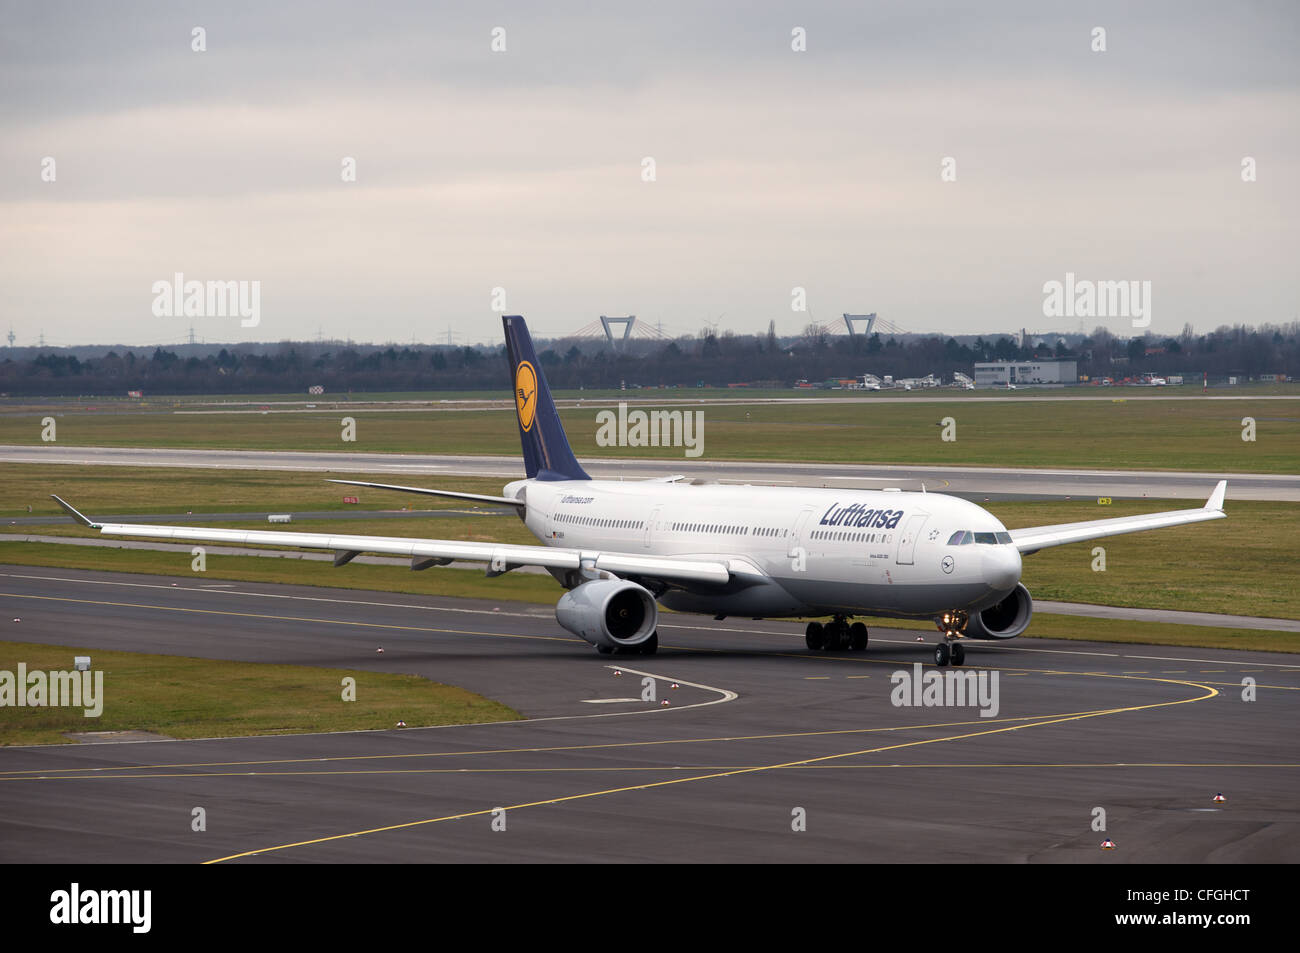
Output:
[[933, 610, 968, 666]]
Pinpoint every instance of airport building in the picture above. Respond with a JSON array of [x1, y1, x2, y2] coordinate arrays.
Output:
[[973, 359, 1078, 388]]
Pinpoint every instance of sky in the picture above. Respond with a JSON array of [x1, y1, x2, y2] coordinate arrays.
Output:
[[1, 1, 1297, 347]]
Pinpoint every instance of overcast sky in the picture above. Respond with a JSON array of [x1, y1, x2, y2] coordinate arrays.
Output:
[[1, 1, 1296, 347]]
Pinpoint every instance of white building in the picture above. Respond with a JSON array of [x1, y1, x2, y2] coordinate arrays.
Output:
[[974, 359, 1077, 388]]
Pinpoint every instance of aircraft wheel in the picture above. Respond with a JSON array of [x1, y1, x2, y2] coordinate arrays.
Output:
[[951, 643, 965, 665], [805, 622, 825, 651], [934, 642, 951, 666], [824, 623, 843, 651], [596, 644, 613, 655], [638, 632, 659, 655], [850, 622, 869, 651]]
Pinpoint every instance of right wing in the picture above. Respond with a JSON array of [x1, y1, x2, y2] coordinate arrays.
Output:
[[50, 496, 731, 585]]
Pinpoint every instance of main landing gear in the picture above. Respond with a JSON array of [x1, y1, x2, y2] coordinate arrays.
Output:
[[805, 616, 869, 652], [595, 631, 659, 655], [933, 610, 968, 667]]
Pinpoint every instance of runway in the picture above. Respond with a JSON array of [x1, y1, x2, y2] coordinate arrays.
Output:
[[3, 445, 1296, 500], [1, 566, 1297, 863]]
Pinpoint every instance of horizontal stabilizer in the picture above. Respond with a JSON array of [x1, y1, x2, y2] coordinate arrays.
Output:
[[326, 479, 524, 508]]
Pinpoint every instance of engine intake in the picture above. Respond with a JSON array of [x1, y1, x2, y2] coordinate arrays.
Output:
[[556, 579, 658, 649], [966, 583, 1033, 640]]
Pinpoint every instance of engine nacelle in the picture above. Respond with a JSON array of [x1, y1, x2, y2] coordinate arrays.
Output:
[[966, 583, 1033, 640], [555, 579, 658, 649]]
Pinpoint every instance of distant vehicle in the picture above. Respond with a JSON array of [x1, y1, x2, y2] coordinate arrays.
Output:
[[52, 316, 1230, 667]]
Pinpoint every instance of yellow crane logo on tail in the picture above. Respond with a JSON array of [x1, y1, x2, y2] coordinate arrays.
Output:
[[515, 361, 538, 432]]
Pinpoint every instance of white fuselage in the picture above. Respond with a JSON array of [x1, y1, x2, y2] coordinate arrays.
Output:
[[506, 478, 1022, 620]]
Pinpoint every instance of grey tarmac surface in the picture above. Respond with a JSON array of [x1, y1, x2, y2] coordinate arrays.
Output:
[[3, 444, 1296, 500], [1, 566, 1297, 864]]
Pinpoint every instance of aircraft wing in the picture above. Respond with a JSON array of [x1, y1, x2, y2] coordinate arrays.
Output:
[[1008, 480, 1227, 554], [50, 495, 731, 585]]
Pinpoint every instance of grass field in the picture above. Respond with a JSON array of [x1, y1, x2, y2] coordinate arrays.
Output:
[[0, 640, 520, 746], [3, 395, 1297, 471], [0, 465, 513, 519]]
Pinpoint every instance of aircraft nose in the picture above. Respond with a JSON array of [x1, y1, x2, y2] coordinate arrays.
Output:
[[985, 545, 1022, 591]]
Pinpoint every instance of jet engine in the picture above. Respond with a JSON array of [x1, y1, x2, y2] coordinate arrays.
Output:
[[555, 579, 658, 650], [966, 583, 1033, 640]]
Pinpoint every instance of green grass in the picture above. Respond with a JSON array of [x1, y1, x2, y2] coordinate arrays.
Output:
[[0, 464, 517, 519], [3, 395, 1297, 471], [987, 499, 1300, 620], [0, 640, 520, 746]]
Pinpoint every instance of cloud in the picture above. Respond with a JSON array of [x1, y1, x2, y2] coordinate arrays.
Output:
[[1, 1, 1296, 344]]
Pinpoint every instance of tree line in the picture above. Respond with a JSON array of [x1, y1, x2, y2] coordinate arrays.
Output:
[[0, 323, 1294, 396]]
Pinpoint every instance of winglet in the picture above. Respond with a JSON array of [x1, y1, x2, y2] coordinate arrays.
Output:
[[50, 495, 102, 529], [1205, 480, 1227, 511]]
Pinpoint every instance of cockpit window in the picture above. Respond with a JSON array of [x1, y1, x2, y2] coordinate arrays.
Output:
[[949, 530, 1011, 545]]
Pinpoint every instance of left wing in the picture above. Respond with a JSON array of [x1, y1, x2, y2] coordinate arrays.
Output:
[[49, 496, 732, 585], [1008, 480, 1227, 554]]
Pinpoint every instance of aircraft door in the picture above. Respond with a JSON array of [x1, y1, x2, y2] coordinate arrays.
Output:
[[895, 513, 929, 565], [789, 508, 814, 571], [644, 506, 661, 548]]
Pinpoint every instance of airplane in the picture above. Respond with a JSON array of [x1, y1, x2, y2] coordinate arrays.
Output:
[[51, 315, 1228, 666]]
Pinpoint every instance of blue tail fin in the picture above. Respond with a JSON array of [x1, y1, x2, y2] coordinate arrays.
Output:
[[502, 315, 590, 481]]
